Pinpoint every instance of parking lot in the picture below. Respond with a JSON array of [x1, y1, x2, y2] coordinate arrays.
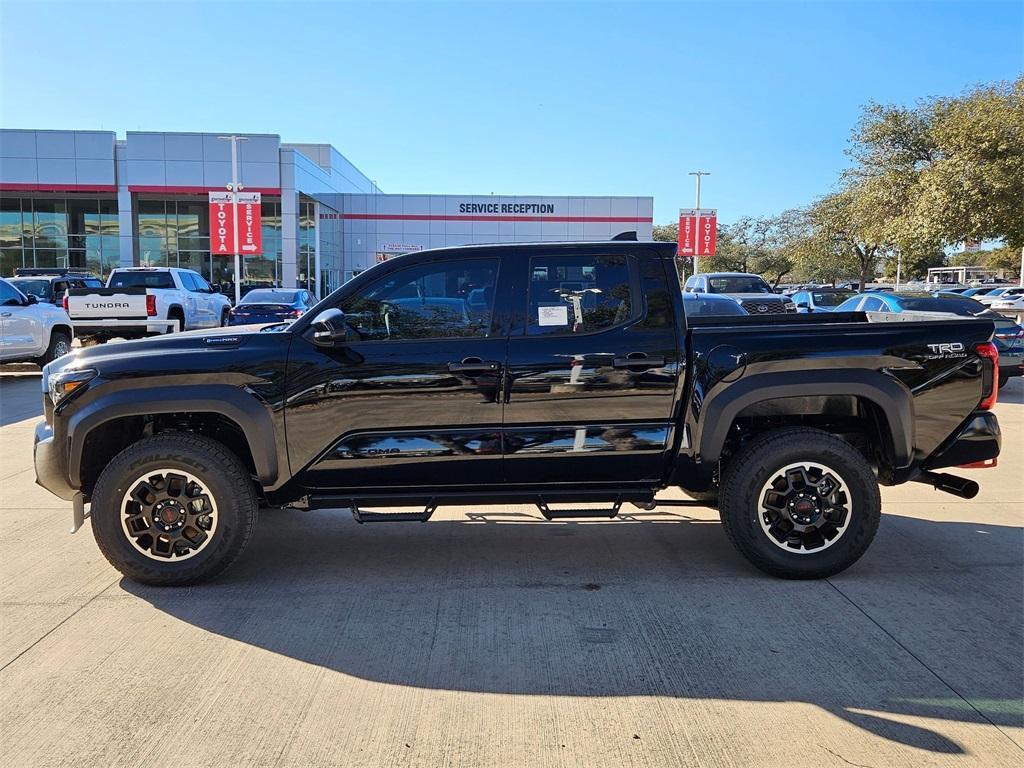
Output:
[[0, 370, 1021, 767]]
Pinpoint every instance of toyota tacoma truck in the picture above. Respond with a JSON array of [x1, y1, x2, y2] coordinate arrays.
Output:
[[33, 241, 1001, 585]]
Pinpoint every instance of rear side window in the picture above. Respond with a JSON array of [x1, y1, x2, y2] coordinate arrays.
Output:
[[526, 254, 635, 336], [109, 271, 175, 289], [861, 297, 885, 311]]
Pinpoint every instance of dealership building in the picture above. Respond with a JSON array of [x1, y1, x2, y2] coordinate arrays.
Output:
[[0, 129, 654, 297]]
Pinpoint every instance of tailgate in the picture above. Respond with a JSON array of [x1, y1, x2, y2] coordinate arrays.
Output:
[[66, 287, 148, 320]]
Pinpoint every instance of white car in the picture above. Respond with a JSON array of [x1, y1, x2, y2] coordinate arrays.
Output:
[[0, 278, 75, 365], [976, 286, 1024, 306], [991, 293, 1024, 319], [65, 267, 233, 341]]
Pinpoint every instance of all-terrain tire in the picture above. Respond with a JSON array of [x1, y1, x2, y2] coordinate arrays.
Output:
[[36, 331, 72, 366], [718, 427, 880, 579], [91, 433, 258, 586]]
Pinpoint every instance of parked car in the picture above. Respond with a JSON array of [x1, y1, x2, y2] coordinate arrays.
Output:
[[835, 291, 1022, 388], [683, 272, 796, 314], [0, 278, 75, 365], [680, 292, 749, 316], [9, 269, 102, 304], [33, 241, 1003, 586], [228, 288, 317, 326], [64, 267, 233, 342], [976, 286, 1024, 307], [790, 288, 857, 313]]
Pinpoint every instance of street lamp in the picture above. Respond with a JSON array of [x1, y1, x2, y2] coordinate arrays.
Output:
[[217, 135, 248, 306], [688, 171, 710, 274]]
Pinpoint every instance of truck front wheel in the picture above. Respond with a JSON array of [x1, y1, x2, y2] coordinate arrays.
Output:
[[718, 428, 880, 579], [90, 433, 258, 585]]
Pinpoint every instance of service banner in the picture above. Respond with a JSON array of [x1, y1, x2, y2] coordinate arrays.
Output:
[[236, 192, 262, 255], [208, 191, 262, 256], [678, 208, 698, 256]]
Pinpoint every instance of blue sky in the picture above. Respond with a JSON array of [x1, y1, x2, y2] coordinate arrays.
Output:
[[1, 1, 1021, 224]]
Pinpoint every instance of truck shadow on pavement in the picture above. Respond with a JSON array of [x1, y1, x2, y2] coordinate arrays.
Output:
[[123, 508, 1023, 755]]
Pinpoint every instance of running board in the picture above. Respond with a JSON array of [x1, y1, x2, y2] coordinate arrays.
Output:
[[351, 500, 438, 523], [537, 496, 622, 520]]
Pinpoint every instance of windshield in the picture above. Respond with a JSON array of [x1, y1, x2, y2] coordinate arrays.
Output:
[[707, 276, 772, 294], [812, 291, 854, 307], [108, 271, 175, 289], [9, 279, 50, 299], [242, 290, 298, 305]]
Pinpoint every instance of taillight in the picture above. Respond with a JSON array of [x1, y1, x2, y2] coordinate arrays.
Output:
[[62, 293, 69, 312], [288, 309, 302, 318], [146, 294, 157, 317], [976, 341, 999, 410]]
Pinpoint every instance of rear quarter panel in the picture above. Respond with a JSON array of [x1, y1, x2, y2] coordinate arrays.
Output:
[[684, 315, 995, 465]]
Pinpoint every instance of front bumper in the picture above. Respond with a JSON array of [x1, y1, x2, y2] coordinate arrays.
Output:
[[33, 419, 77, 501], [925, 411, 1001, 471]]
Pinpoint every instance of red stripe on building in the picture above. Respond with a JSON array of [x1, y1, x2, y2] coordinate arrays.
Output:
[[338, 213, 652, 223], [128, 185, 282, 195], [0, 182, 118, 193]]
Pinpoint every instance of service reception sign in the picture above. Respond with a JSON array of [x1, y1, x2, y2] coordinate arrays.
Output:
[[209, 191, 262, 255], [678, 208, 717, 257]]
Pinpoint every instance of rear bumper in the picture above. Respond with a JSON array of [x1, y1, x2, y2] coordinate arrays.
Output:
[[33, 420, 77, 500], [925, 411, 1001, 471]]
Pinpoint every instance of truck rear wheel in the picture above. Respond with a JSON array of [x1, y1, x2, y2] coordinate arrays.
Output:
[[90, 433, 258, 586], [718, 428, 880, 579]]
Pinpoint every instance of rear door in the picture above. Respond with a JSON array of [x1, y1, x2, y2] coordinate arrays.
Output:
[[285, 254, 509, 491], [502, 247, 680, 485]]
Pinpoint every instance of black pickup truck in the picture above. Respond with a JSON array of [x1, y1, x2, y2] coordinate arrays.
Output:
[[34, 241, 1002, 585]]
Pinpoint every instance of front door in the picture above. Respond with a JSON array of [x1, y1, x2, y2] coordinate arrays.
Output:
[[286, 255, 507, 492], [503, 248, 680, 485]]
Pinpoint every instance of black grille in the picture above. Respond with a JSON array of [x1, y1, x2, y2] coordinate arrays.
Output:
[[739, 300, 789, 315]]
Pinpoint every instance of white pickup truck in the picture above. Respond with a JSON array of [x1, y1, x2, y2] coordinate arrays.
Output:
[[0, 278, 75, 365], [65, 267, 232, 341]]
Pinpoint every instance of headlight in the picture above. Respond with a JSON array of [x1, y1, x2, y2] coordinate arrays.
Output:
[[48, 368, 97, 405]]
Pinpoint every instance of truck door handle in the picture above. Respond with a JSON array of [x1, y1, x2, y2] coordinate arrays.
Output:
[[447, 357, 501, 373], [1, 312, 11, 318], [613, 353, 665, 370]]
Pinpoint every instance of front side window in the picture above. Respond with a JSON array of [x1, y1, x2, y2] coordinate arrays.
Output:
[[341, 258, 498, 341], [527, 254, 634, 336]]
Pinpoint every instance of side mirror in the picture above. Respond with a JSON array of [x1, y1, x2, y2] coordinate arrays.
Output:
[[25, 294, 38, 305], [795, 301, 809, 309], [310, 308, 349, 344]]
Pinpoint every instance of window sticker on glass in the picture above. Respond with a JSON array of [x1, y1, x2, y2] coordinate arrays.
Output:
[[538, 305, 569, 326]]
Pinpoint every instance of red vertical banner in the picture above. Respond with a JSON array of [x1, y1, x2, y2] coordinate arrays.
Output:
[[209, 191, 234, 255], [236, 192, 263, 255], [678, 208, 698, 256], [208, 191, 262, 255], [697, 209, 717, 256]]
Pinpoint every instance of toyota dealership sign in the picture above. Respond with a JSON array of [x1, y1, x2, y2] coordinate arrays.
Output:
[[209, 191, 262, 255], [678, 208, 717, 257]]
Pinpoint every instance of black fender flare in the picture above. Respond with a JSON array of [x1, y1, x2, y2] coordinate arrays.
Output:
[[693, 369, 915, 467], [66, 384, 279, 488]]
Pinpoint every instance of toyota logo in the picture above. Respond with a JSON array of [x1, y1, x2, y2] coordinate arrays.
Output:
[[756, 304, 769, 313]]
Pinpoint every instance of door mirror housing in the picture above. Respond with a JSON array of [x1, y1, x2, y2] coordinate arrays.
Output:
[[795, 301, 809, 309], [25, 294, 38, 306], [310, 308, 349, 344]]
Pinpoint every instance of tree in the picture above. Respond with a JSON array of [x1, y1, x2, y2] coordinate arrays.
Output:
[[846, 76, 1024, 250]]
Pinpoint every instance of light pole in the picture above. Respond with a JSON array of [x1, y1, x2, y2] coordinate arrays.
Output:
[[689, 171, 710, 274], [218, 135, 248, 306]]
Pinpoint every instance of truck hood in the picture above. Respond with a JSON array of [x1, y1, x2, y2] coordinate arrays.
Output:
[[731, 294, 789, 302], [48, 323, 288, 373]]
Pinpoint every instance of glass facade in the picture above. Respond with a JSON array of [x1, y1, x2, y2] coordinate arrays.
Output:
[[135, 196, 283, 291], [296, 198, 316, 292], [0, 195, 120, 278]]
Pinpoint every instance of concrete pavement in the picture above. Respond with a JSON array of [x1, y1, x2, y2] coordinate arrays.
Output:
[[0, 370, 1021, 767]]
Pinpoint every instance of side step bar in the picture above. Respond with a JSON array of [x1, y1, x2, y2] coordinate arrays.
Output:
[[537, 496, 622, 520], [352, 500, 438, 523]]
